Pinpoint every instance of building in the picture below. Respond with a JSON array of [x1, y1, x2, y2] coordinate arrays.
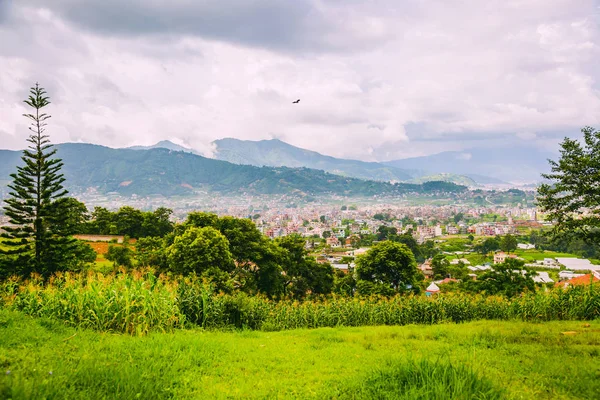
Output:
[[419, 259, 434, 279], [494, 252, 517, 264]]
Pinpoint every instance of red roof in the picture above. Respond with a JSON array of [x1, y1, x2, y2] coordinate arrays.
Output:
[[437, 278, 459, 285], [555, 274, 600, 288]]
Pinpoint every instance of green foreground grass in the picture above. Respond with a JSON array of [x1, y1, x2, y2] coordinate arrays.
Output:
[[1, 310, 599, 399]]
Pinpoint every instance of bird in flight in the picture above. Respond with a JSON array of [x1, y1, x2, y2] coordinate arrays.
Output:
[[292, 99, 300, 104]]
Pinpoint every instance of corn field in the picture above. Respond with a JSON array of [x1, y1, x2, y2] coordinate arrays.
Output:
[[1, 270, 599, 335]]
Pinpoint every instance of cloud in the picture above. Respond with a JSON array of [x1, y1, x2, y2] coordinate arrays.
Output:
[[0, 0, 598, 161], [16, 0, 393, 53], [456, 153, 472, 161]]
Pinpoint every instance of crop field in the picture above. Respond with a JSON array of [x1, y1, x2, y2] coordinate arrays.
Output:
[[513, 250, 583, 263], [1, 310, 598, 399]]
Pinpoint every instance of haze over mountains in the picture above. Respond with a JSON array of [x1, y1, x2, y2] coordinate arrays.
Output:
[[383, 147, 554, 184], [211, 138, 551, 185], [212, 138, 413, 182], [0, 144, 465, 198], [0, 136, 553, 199]]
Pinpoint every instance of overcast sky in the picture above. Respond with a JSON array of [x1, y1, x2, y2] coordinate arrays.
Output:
[[1, 0, 599, 161]]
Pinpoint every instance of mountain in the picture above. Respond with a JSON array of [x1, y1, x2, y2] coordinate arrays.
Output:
[[384, 146, 555, 184], [0, 144, 466, 197], [127, 140, 200, 155], [212, 138, 413, 182], [407, 173, 478, 187]]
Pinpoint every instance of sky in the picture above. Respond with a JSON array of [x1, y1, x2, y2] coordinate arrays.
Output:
[[0, 0, 599, 161]]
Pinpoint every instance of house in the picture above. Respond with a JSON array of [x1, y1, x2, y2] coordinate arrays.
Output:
[[556, 258, 598, 271], [435, 277, 459, 285], [558, 271, 585, 281], [450, 258, 471, 265], [555, 274, 599, 289], [425, 282, 440, 296], [494, 252, 517, 264], [518, 243, 535, 250], [419, 259, 434, 279], [326, 237, 341, 248], [531, 271, 554, 284]]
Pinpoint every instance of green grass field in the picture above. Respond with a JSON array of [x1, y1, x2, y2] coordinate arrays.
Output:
[[513, 249, 577, 263], [1, 310, 599, 399]]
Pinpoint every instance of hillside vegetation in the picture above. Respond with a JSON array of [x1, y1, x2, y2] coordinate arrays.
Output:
[[0, 144, 466, 197]]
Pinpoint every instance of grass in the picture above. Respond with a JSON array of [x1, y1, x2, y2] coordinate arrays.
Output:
[[513, 249, 578, 263], [1, 309, 599, 399]]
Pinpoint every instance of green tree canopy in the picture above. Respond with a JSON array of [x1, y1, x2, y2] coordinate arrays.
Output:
[[500, 234, 517, 253], [537, 127, 600, 245], [275, 234, 334, 298], [475, 259, 535, 298], [167, 226, 234, 277], [355, 241, 420, 294], [431, 254, 450, 280]]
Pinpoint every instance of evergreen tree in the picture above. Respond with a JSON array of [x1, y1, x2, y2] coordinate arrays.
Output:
[[1, 83, 76, 277]]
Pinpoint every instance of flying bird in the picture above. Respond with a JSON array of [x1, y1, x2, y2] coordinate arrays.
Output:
[[292, 99, 300, 104]]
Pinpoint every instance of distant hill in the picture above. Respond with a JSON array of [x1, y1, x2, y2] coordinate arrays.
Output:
[[212, 138, 413, 182], [384, 146, 555, 184], [407, 173, 479, 187], [127, 140, 200, 155], [0, 144, 466, 197]]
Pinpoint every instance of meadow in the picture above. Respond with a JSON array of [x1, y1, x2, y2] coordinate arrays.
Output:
[[1, 309, 598, 399]]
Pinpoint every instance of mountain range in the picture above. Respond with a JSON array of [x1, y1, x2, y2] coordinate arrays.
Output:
[[211, 138, 553, 184], [383, 147, 554, 184], [0, 144, 465, 198], [212, 138, 413, 182]]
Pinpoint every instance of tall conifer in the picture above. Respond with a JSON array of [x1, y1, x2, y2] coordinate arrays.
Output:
[[1, 83, 75, 277]]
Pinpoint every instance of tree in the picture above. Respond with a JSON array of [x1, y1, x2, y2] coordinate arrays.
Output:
[[453, 212, 464, 224], [275, 234, 334, 298], [1, 83, 77, 277], [431, 254, 450, 280], [475, 238, 500, 255], [537, 127, 600, 245], [90, 207, 116, 235], [322, 231, 331, 239], [500, 234, 517, 253], [467, 234, 475, 242], [167, 226, 234, 277], [141, 207, 174, 237], [355, 241, 420, 294], [476, 259, 535, 298], [136, 236, 168, 269], [55, 197, 89, 234], [106, 244, 134, 269], [341, 205, 347, 211], [115, 206, 144, 238]]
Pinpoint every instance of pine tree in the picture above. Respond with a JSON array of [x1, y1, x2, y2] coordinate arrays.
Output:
[[1, 83, 76, 277]]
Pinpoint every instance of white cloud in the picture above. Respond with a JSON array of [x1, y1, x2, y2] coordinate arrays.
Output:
[[0, 0, 598, 161]]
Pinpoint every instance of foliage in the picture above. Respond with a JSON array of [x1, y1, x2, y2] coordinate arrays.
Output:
[[2, 272, 599, 335], [105, 245, 134, 269], [538, 126, 600, 245], [356, 241, 420, 294], [275, 234, 334, 298], [431, 254, 450, 279], [167, 226, 234, 281], [471, 259, 535, 298], [1, 84, 78, 278], [2, 143, 468, 196], [474, 237, 500, 254], [500, 234, 517, 253], [83, 206, 174, 238]]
